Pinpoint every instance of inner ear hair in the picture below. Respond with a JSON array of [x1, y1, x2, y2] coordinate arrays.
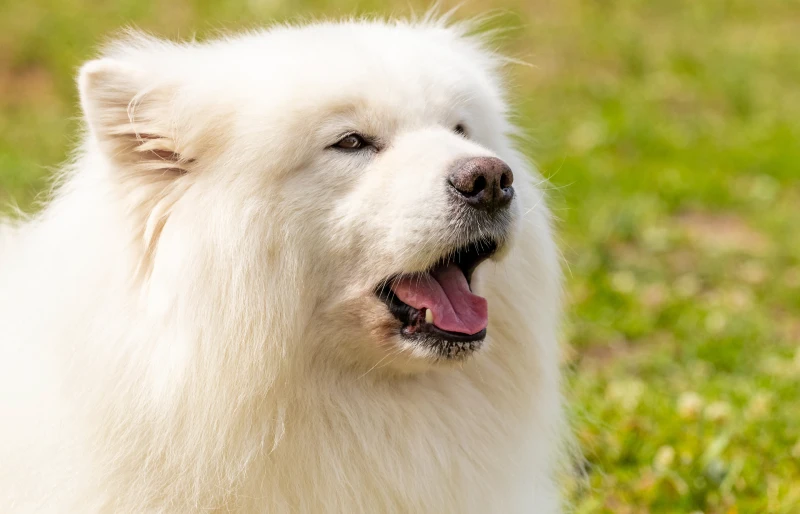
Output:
[[131, 133, 194, 174]]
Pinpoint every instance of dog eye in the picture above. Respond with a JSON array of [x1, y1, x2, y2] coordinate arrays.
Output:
[[454, 124, 467, 137], [333, 134, 368, 151]]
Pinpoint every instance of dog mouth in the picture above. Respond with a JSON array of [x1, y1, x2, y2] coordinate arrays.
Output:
[[375, 238, 498, 357]]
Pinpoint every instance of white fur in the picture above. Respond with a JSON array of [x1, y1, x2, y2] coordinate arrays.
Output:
[[0, 18, 564, 513]]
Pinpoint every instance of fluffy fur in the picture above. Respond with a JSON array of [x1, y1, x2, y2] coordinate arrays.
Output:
[[0, 17, 564, 513]]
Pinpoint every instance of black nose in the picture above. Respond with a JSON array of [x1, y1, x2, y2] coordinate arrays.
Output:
[[448, 157, 514, 211]]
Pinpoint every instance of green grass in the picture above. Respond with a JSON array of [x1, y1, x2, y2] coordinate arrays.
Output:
[[2, 0, 799, 512]]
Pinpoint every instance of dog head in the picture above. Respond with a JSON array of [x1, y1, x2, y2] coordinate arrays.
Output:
[[77, 20, 551, 375]]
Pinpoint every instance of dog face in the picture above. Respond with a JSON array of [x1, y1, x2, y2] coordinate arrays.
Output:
[[79, 21, 545, 374]]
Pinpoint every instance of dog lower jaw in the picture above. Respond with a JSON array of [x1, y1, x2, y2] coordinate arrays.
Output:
[[402, 330, 485, 361]]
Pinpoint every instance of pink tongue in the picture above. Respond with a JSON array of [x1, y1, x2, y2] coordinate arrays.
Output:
[[391, 264, 488, 335]]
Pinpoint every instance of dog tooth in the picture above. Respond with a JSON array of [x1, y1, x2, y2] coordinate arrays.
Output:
[[425, 309, 434, 324]]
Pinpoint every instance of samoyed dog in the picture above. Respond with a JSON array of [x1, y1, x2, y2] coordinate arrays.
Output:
[[0, 17, 564, 514]]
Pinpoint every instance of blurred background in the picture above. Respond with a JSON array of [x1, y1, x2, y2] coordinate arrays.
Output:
[[1, 0, 798, 511]]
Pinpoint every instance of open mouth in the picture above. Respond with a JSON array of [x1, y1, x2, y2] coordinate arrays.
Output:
[[375, 238, 498, 357]]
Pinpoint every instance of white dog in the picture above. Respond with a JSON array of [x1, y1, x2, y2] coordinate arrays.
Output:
[[0, 17, 564, 513]]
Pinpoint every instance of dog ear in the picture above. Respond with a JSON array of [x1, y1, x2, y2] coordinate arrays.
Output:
[[78, 59, 191, 175]]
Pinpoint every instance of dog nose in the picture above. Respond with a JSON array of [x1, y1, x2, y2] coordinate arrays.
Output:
[[448, 157, 514, 211]]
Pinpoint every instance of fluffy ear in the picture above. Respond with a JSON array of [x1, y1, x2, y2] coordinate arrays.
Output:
[[78, 59, 191, 174]]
